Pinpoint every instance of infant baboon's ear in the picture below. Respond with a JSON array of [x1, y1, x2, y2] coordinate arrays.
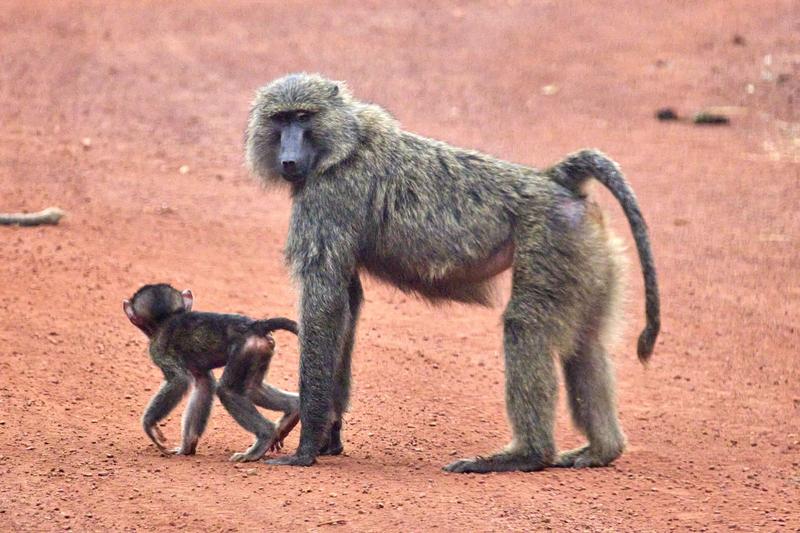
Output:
[[180, 289, 194, 312], [123, 299, 145, 327], [123, 299, 135, 321]]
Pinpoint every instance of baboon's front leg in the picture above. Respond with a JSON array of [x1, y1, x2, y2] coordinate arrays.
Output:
[[142, 369, 190, 455], [266, 273, 349, 467], [173, 372, 215, 455], [320, 275, 363, 456]]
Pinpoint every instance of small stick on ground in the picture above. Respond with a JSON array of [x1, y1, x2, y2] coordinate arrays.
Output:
[[0, 207, 65, 227]]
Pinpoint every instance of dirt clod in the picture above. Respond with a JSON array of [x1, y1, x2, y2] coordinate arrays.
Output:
[[656, 108, 679, 121]]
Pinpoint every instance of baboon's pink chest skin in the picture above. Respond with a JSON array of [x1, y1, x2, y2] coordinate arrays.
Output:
[[449, 240, 515, 283]]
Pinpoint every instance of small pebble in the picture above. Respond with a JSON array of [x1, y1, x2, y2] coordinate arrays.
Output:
[[541, 84, 559, 96]]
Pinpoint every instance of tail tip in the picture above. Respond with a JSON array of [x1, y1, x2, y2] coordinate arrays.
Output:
[[636, 327, 659, 363]]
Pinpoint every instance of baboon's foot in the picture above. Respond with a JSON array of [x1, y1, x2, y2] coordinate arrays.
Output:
[[230, 438, 270, 462], [265, 453, 316, 467], [554, 444, 622, 468], [318, 432, 343, 455], [318, 441, 343, 456], [170, 446, 196, 456], [171, 436, 198, 456], [443, 452, 549, 474], [230, 450, 262, 462]]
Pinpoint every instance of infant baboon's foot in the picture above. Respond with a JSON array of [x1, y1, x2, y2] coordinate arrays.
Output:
[[171, 446, 196, 456], [230, 450, 263, 462], [171, 436, 198, 456], [230, 438, 270, 462], [555, 444, 622, 468], [443, 452, 549, 474], [230, 451, 261, 462], [271, 411, 300, 452]]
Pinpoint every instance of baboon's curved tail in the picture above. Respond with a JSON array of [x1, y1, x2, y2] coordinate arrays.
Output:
[[548, 149, 660, 362], [249, 317, 299, 336]]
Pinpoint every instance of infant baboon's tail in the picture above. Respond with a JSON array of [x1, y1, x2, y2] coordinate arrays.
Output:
[[249, 317, 299, 336], [548, 149, 660, 362]]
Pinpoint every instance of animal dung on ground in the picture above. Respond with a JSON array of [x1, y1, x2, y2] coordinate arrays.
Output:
[[655, 108, 679, 121], [655, 107, 732, 126], [693, 111, 730, 125]]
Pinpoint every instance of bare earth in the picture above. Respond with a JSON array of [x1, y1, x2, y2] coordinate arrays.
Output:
[[1, 1, 798, 531]]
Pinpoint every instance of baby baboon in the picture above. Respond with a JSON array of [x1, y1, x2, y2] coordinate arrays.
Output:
[[245, 74, 660, 472], [124, 284, 300, 462]]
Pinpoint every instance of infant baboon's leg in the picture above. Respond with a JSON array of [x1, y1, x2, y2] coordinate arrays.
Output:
[[142, 367, 190, 454], [556, 335, 624, 468], [217, 338, 276, 462], [250, 384, 300, 451], [251, 384, 299, 413], [174, 371, 215, 455]]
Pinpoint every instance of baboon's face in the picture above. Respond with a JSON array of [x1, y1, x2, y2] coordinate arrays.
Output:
[[268, 110, 318, 183], [246, 74, 360, 186]]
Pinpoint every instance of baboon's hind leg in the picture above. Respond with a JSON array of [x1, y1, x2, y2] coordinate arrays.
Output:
[[557, 223, 627, 468], [444, 276, 562, 473], [556, 328, 625, 468], [445, 313, 559, 473]]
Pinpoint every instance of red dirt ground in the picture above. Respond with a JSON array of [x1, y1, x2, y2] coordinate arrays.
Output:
[[1, 1, 798, 531]]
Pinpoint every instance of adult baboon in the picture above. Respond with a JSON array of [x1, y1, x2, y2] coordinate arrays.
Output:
[[245, 73, 660, 472]]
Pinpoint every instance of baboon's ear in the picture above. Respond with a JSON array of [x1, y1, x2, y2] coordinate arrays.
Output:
[[123, 300, 143, 326], [181, 289, 194, 311], [330, 84, 339, 97]]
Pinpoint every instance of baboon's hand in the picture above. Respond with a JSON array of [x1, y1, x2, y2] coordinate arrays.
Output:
[[144, 425, 171, 456]]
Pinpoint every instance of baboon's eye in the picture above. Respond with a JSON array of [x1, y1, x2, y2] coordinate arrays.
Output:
[[295, 111, 313, 121], [270, 111, 291, 124]]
